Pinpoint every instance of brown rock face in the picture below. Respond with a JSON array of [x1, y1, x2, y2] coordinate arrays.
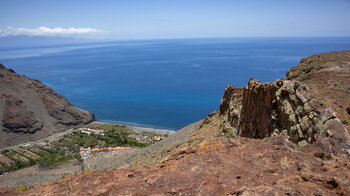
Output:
[[1, 94, 43, 133], [0, 64, 95, 147], [220, 79, 350, 154], [5, 51, 350, 196], [286, 51, 350, 131]]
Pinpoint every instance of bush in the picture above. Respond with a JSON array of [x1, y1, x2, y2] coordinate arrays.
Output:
[[1, 149, 9, 154], [224, 128, 235, 138], [344, 118, 350, 125], [191, 139, 201, 147], [15, 186, 26, 194], [38, 153, 72, 168], [319, 100, 326, 107]]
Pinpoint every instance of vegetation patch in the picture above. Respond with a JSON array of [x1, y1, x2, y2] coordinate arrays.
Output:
[[343, 118, 350, 125], [318, 100, 327, 107], [14, 186, 27, 194], [141, 131, 165, 137], [224, 128, 235, 138], [0, 124, 167, 174], [191, 139, 202, 147]]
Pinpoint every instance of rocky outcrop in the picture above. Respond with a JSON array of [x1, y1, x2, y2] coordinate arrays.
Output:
[[286, 51, 350, 131], [0, 64, 95, 147], [220, 78, 350, 155], [219, 51, 350, 156], [3, 52, 350, 196], [1, 94, 43, 133], [8, 51, 350, 196]]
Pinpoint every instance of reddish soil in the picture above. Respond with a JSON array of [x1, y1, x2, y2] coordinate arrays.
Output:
[[286, 51, 350, 131], [19, 137, 349, 196], [1, 51, 350, 196]]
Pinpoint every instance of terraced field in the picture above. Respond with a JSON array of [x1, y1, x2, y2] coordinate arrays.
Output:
[[0, 123, 168, 182], [0, 154, 13, 165], [4, 150, 30, 163], [16, 148, 41, 160], [0, 145, 73, 175]]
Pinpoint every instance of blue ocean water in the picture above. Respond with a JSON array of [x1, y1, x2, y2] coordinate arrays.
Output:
[[1, 37, 350, 130]]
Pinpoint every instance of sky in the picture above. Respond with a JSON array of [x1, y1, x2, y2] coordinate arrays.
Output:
[[1, 0, 350, 40]]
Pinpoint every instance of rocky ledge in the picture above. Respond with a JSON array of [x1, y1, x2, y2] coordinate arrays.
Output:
[[219, 51, 350, 157], [3, 51, 350, 196], [0, 64, 95, 147]]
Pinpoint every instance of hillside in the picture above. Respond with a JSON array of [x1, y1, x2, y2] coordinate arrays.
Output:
[[0, 64, 95, 147], [1, 51, 350, 195], [286, 51, 350, 131]]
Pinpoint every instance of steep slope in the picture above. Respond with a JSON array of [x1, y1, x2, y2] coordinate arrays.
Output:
[[0, 64, 95, 147], [4, 51, 350, 195], [220, 79, 350, 156], [21, 133, 350, 195], [286, 51, 350, 131]]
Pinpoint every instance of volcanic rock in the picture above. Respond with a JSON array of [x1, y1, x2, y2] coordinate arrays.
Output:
[[0, 64, 95, 147], [219, 51, 350, 157]]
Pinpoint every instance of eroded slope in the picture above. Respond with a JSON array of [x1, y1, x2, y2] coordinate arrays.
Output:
[[0, 64, 95, 147], [3, 51, 350, 195]]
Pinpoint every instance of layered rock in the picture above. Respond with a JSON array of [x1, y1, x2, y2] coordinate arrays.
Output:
[[219, 51, 350, 156], [286, 51, 350, 131], [220, 79, 350, 154], [0, 64, 95, 147]]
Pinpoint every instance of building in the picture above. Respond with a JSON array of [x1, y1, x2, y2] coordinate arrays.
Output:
[[79, 147, 92, 158], [152, 136, 166, 141]]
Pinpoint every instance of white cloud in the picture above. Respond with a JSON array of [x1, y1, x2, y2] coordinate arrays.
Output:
[[0, 26, 103, 37]]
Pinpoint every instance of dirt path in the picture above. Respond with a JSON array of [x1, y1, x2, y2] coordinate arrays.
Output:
[[0, 128, 74, 151]]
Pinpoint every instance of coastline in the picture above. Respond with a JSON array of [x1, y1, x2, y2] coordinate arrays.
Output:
[[89, 121, 176, 135]]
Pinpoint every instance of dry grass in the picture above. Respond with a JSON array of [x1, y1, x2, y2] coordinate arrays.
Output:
[[84, 120, 203, 171]]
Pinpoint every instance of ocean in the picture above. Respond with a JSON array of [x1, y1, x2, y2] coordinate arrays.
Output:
[[1, 37, 350, 130]]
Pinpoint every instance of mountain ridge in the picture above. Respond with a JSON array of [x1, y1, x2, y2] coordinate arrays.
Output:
[[1, 51, 350, 195], [0, 64, 95, 147]]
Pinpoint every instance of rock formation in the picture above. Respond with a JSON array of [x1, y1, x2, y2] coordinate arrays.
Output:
[[2, 51, 350, 196], [286, 51, 350, 131], [219, 52, 350, 156], [0, 64, 95, 147]]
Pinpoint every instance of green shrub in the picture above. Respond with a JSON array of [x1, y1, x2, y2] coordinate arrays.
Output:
[[191, 139, 201, 147], [1, 149, 9, 154], [224, 128, 235, 138], [344, 118, 350, 125], [297, 140, 308, 148], [319, 100, 326, 107], [37, 153, 72, 168], [15, 186, 26, 194]]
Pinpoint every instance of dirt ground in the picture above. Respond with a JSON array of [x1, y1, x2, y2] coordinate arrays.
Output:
[[18, 136, 350, 196]]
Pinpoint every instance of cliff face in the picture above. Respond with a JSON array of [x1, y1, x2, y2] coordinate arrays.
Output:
[[220, 52, 350, 155], [0, 64, 95, 147], [286, 51, 350, 130], [6, 52, 350, 196]]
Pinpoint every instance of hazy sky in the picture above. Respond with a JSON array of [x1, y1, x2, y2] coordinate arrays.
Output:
[[1, 0, 350, 40]]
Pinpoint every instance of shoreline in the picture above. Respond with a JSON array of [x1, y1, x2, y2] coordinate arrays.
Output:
[[89, 121, 176, 135], [1, 121, 175, 151]]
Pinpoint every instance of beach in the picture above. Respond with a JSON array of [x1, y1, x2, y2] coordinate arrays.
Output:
[[89, 121, 176, 135]]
